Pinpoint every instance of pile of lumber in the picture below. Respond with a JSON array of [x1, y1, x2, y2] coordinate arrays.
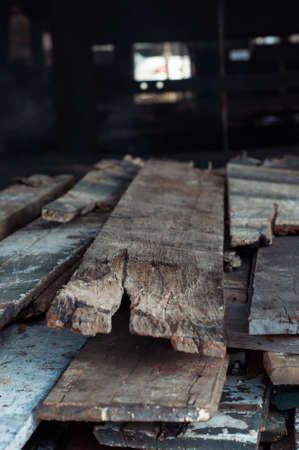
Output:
[[1, 154, 299, 449]]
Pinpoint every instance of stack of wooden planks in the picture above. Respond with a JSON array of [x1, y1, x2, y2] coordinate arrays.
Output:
[[2, 154, 299, 449]]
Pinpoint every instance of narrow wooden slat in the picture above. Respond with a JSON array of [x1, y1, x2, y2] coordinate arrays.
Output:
[[39, 312, 229, 423], [47, 160, 225, 357], [42, 156, 142, 223], [227, 156, 299, 247], [0, 174, 74, 241], [0, 213, 106, 330], [249, 236, 299, 335], [94, 376, 267, 450], [264, 352, 299, 385], [0, 320, 86, 450]]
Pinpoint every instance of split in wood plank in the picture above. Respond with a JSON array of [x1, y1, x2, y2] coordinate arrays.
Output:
[[264, 352, 299, 385], [0, 212, 107, 330], [249, 236, 299, 335], [47, 159, 225, 357], [42, 155, 142, 223], [94, 375, 267, 450], [227, 154, 299, 247], [39, 311, 229, 423], [0, 174, 74, 241], [0, 320, 86, 450]]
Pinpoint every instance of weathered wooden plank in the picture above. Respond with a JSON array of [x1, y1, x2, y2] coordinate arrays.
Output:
[[0, 174, 74, 241], [42, 156, 142, 223], [227, 156, 299, 247], [0, 212, 107, 330], [264, 352, 299, 385], [94, 375, 267, 449], [249, 236, 299, 335], [39, 312, 229, 423], [47, 160, 225, 357], [0, 320, 86, 450]]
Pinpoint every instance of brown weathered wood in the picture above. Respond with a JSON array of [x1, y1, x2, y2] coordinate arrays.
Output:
[[42, 156, 142, 223], [39, 312, 229, 423], [0, 174, 74, 241], [264, 352, 299, 385], [0, 213, 107, 330], [249, 236, 299, 335], [227, 156, 299, 247], [94, 375, 267, 449], [47, 160, 225, 357]]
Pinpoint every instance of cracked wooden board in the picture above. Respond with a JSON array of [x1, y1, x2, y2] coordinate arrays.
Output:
[[264, 352, 299, 385], [94, 376, 267, 449], [0, 212, 107, 330], [0, 320, 86, 450], [0, 174, 74, 241], [39, 312, 229, 423], [227, 156, 299, 247], [249, 236, 299, 335], [47, 159, 225, 357], [42, 156, 142, 223]]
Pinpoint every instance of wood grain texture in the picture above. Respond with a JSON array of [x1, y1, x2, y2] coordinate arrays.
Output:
[[249, 236, 299, 335], [0, 212, 107, 330], [47, 160, 225, 357], [227, 156, 299, 247], [0, 174, 74, 241], [39, 312, 229, 423], [42, 156, 142, 223], [94, 376, 267, 449], [0, 320, 86, 450], [264, 352, 299, 385]]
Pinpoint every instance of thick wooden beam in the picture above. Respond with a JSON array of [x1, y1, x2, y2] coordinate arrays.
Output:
[[264, 352, 299, 385], [249, 237, 299, 335], [47, 160, 225, 357], [42, 157, 142, 223], [0, 320, 86, 450], [0, 174, 74, 241], [94, 376, 267, 449], [39, 312, 228, 423]]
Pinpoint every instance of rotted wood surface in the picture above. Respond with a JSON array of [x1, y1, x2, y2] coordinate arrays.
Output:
[[264, 352, 299, 385], [0, 174, 74, 241], [249, 236, 299, 335], [48, 159, 225, 357], [94, 376, 267, 449], [0, 320, 86, 450], [227, 156, 299, 247], [0, 212, 107, 330], [39, 312, 229, 423], [42, 156, 142, 223]]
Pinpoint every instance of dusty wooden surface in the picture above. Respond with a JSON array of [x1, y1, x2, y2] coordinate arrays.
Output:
[[0, 320, 86, 450], [227, 156, 299, 247], [0, 212, 107, 330], [0, 174, 74, 241], [42, 156, 142, 223], [39, 312, 228, 423], [94, 375, 267, 449], [249, 236, 299, 335], [264, 352, 299, 385], [48, 159, 225, 357]]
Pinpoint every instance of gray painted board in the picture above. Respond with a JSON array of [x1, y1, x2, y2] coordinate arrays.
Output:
[[0, 320, 86, 450]]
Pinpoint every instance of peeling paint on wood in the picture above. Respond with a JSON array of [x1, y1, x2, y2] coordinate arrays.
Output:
[[0, 212, 107, 330], [227, 155, 299, 247], [249, 236, 299, 335], [0, 174, 74, 241], [0, 320, 86, 450], [94, 376, 267, 449], [39, 312, 228, 423], [47, 160, 225, 357], [42, 156, 142, 223]]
